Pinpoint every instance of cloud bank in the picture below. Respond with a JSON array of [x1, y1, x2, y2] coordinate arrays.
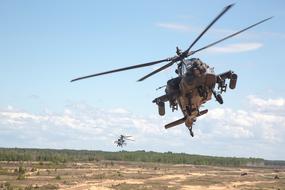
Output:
[[0, 95, 285, 159], [206, 43, 263, 53], [156, 23, 193, 32]]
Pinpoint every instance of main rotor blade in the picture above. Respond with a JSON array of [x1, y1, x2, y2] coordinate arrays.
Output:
[[185, 3, 234, 54], [137, 59, 177, 82], [70, 57, 173, 82], [190, 17, 273, 55], [137, 4, 234, 82]]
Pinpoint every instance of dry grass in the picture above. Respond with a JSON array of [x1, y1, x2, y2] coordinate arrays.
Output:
[[0, 161, 284, 190]]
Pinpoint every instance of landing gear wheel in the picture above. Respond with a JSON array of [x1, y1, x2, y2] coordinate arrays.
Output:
[[190, 130, 194, 137], [216, 94, 223, 104]]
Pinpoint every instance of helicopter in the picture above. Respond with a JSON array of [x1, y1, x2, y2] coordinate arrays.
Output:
[[71, 4, 272, 137], [114, 135, 134, 147]]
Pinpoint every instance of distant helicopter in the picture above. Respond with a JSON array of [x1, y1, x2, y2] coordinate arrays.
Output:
[[71, 4, 272, 137], [114, 135, 134, 147]]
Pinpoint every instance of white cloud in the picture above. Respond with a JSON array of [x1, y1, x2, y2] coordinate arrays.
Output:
[[190, 95, 285, 159], [109, 108, 129, 114], [156, 23, 192, 32], [0, 95, 285, 160], [248, 95, 285, 109], [246, 96, 285, 119], [204, 107, 285, 141], [0, 104, 170, 150], [206, 43, 263, 53], [156, 22, 263, 54], [156, 22, 285, 41]]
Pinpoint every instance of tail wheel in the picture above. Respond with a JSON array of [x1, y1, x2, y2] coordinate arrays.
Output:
[[190, 129, 194, 137]]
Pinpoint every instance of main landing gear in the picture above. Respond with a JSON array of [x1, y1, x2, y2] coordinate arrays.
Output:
[[212, 90, 223, 104]]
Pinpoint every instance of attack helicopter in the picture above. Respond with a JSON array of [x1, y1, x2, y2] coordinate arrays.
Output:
[[114, 135, 134, 147], [71, 4, 272, 137]]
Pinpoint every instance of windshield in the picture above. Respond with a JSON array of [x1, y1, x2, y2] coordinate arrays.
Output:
[[177, 63, 187, 75]]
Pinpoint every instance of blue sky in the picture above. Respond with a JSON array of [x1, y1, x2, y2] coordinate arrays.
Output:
[[1, 0, 285, 160]]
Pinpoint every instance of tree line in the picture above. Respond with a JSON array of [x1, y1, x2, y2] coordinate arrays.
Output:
[[0, 148, 271, 167]]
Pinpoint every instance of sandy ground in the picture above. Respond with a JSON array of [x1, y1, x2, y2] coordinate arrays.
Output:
[[0, 161, 284, 190]]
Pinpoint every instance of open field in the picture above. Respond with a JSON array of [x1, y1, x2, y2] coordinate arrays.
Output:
[[0, 161, 284, 190]]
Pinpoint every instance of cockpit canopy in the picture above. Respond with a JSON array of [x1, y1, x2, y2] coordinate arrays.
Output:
[[177, 58, 207, 76]]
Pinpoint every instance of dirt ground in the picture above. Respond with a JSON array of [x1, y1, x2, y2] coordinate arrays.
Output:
[[0, 161, 284, 190]]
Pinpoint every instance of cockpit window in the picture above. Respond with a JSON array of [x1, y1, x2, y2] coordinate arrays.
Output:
[[178, 58, 200, 75], [177, 63, 187, 75], [181, 63, 187, 74], [186, 62, 192, 70]]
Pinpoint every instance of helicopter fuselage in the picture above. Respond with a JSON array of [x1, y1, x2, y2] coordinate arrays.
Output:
[[179, 62, 216, 126], [153, 58, 237, 136], [71, 4, 271, 137]]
